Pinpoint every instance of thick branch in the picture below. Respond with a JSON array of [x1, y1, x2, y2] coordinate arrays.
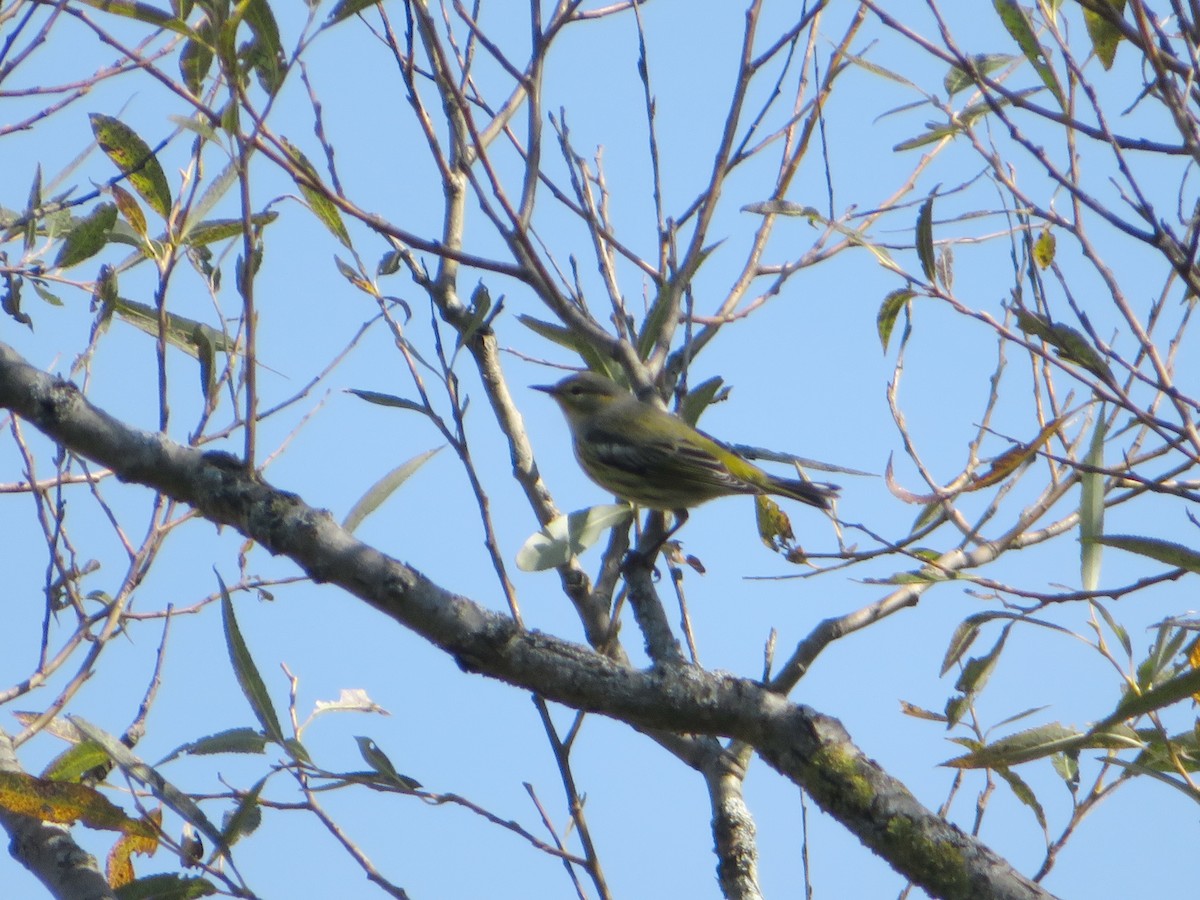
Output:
[[0, 342, 1054, 900]]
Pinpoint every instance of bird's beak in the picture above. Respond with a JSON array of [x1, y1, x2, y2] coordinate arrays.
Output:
[[531, 384, 556, 395]]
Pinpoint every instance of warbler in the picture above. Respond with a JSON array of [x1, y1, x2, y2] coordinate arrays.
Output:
[[534, 371, 838, 513]]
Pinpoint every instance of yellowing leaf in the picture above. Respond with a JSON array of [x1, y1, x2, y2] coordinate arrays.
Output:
[[1033, 227, 1055, 269], [89, 113, 172, 220]]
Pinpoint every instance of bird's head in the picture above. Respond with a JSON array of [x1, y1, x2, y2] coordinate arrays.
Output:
[[533, 371, 627, 423]]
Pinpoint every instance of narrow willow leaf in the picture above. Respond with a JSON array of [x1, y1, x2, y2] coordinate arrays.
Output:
[[41, 741, 111, 783], [1091, 599, 1132, 658], [89, 114, 172, 220], [968, 416, 1062, 490], [955, 626, 1009, 696], [679, 376, 724, 427], [877, 289, 913, 353], [2, 275, 31, 329], [115, 874, 219, 898], [157, 728, 269, 765], [282, 139, 352, 249], [741, 200, 818, 218], [1095, 535, 1200, 573], [517, 314, 616, 379], [180, 19, 216, 95], [112, 296, 233, 358], [68, 717, 224, 848], [242, 0, 285, 94], [993, 0, 1065, 110], [1108, 666, 1200, 724], [355, 737, 422, 790], [181, 212, 278, 247], [220, 775, 266, 846], [73, 0, 192, 35], [1083, 0, 1126, 70], [455, 282, 493, 351], [996, 766, 1047, 830], [637, 281, 675, 361], [944, 53, 1018, 96], [516, 504, 634, 571], [1080, 411, 1106, 591], [54, 203, 118, 269], [346, 389, 429, 415], [110, 184, 147, 238], [941, 615, 985, 676], [916, 195, 935, 282], [218, 574, 285, 746], [342, 447, 443, 534], [943, 722, 1085, 768], [325, 0, 384, 26]]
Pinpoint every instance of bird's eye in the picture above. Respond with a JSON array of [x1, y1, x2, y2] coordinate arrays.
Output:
[[570, 385, 584, 395]]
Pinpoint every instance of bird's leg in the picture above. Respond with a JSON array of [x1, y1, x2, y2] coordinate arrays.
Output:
[[623, 509, 688, 572]]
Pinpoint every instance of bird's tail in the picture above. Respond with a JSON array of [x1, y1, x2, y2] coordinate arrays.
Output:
[[767, 475, 839, 510]]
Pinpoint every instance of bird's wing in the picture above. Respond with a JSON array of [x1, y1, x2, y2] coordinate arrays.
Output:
[[583, 422, 755, 494]]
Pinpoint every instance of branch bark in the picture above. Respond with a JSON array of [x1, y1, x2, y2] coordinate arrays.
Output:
[[0, 342, 1055, 900]]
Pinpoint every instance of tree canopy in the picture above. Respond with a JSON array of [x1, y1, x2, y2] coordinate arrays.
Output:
[[2, 1, 1198, 898]]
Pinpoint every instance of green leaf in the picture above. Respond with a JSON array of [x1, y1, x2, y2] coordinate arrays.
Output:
[[516, 504, 634, 571], [1014, 309, 1115, 386], [916, 195, 935, 282], [54, 203, 118, 269], [516, 314, 617, 379], [218, 573, 285, 746], [996, 766, 1047, 830], [347, 389, 430, 416], [219, 775, 266, 846], [89, 114, 172, 220], [944, 722, 1086, 768], [741, 199, 819, 218], [1107, 666, 1200, 724], [115, 874, 218, 899], [955, 626, 1009, 696], [355, 736, 422, 790], [678, 376, 725, 427], [1080, 410, 1106, 591], [941, 614, 986, 676], [2, 273, 31, 329], [242, 0, 285, 94], [111, 296, 234, 358], [637, 280, 675, 361], [325, 0, 385, 26], [41, 741, 111, 783], [342, 447, 443, 534], [157, 728, 269, 765], [455, 281, 493, 351], [67, 717, 226, 849], [73, 0, 192, 35], [944, 53, 1018, 96], [877, 289, 913, 353], [1091, 599, 1132, 658], [282, 138, 352, 249], [180, 20, 216, 95], [180, 212, 279, 247], [992, 0, 1065, 109], [1083, 0, 1126, 70], [1095, 535, 1200, 573]]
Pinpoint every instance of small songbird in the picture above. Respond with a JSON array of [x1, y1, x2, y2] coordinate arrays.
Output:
[[533, 371, 838, 514]]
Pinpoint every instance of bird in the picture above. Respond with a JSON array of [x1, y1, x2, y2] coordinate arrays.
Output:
[[533, 370, 838, 517]]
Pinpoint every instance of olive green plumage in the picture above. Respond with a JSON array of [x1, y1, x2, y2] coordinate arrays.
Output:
[[534, 371, 837, 511]]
